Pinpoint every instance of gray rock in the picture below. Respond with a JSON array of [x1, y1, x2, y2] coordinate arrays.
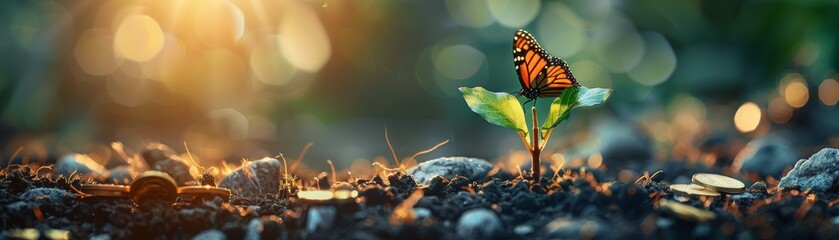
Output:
[[219, 157, 282, 196], [407, 157, 492, 184], [54, 153, 106, 177], [735, 137, 798, 178], [106, 166, 134, 185], [244, 218, 262, 240], [153, 157, 194, 186], [306, 206, 336, 233], [414, 207, 431, 219], [456, 208, 503, 239], [514, 224, 534, 235], [778, 148, 839, 193], [192, 230, 226, 240], [141, 142, 176, 167], [543, 217, 612, 239]]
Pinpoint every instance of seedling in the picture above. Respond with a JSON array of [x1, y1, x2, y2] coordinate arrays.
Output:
[[459, 86, 611, 180]]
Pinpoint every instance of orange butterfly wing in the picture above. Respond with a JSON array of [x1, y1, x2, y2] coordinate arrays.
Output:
[[513, 29, 578, 97], [538, 57, 577, 97]]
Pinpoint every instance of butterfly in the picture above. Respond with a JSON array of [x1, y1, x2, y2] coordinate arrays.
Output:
[[513, 29, 579, 104]]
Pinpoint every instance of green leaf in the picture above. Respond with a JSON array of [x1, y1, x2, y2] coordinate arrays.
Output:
[[541, 86, 612, 137], [459, 87, 527, 133]]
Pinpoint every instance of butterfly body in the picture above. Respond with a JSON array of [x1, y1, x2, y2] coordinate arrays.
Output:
[[513, 29, 579, 103]]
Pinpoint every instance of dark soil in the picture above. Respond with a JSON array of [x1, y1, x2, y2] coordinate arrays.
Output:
[[2, 163, 839, 239]]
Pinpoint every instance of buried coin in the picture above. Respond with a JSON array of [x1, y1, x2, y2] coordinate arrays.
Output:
[[8, 228, 70, 240], [691, 173, 745, 194], [79, 184, 131, 198], [669, 184, 720, 198], [130, 171, 178, 205], [658, 199, 716, 222], [178, 186, 231, 201]]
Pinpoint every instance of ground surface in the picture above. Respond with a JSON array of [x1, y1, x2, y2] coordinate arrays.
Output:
[[1, 162, 839, 240]]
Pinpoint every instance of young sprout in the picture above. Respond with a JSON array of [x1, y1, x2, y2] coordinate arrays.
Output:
[[380, 127, 450, 172], [459, 86, 611, 180], [277, 153, 297, 195], [184, 142, 216, 186], [326, 159, 336, 184]]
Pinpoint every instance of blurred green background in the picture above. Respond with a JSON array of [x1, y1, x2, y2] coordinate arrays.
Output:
[[1, 0, 837, 175]]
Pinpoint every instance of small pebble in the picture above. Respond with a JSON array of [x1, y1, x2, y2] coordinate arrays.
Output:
[[244, 218, 262, 240], [456, 208, 503, 239], [407, 157, 492, 184], [192, 230, 226, 240]]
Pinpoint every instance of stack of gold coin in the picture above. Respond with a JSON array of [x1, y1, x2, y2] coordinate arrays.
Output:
[[658, 199, 716, 222], [669, 173, 745, 199], [79, 184, 131, 198], [177, 186, 231, 202], [691, 173, 745, 194], [669, 183, 720, 198]]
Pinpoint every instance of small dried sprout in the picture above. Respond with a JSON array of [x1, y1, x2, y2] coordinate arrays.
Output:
[[184, 142, 216, 185], [34, 165, 53, 178], [277, 153, 297, 194], [389, 190, 424, 225], [3, 146, 25, 174], [382, 127, 450, 171], [289, 142, 315, 172], [327, 159, 337, 185]]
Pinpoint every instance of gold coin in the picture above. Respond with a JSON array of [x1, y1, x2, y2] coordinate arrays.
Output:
[[658, 199, 716, 222], [691, 173, 745, 194], [669, 184, 720, 197], [8, 228, 70, 240], [80, 184, 131, 198], [178, 186, 231, 201], [130, 170, 178, 205]]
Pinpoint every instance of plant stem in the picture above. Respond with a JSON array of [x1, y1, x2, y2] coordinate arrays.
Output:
[[530, 107, 540, 180], [540, 128, 553, 150]]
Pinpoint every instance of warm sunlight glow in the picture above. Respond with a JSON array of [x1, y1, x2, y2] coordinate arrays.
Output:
[[194, 0, 245, 46], [278, 2, 331, 72], [74, 29, 121, 76], [114, 15, 165, 62], [734, 102, 761, 133]]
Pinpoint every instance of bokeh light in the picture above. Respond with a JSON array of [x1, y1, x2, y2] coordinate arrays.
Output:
[[114, 15, 164, 62], [537, 2, 586, 58], [278, 2, 331, 72], [570, 61, 611, 88], [592, 14, 644, 73], [734, 102, 761, 133], [141, 33, 187, 82], [434, 44, 486, 80], [445, 0, 494, 28], [74, 29, 122, 76], [768, 98, 793, 124], [628, 32, 676, 86], [2, 0, 838, 185], [194, 0, 245, 47], [784, 81, 809, 108], [818, 79, 839, 106], [250, 36, 298, 86], [487, 0, 541, 28]]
